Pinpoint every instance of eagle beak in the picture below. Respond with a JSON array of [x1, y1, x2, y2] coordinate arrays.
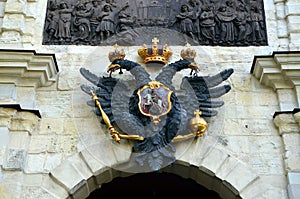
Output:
[[107, 63, 121, 77]]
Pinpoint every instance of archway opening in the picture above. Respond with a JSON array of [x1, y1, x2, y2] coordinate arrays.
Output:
[[87, 172, 222, 198]]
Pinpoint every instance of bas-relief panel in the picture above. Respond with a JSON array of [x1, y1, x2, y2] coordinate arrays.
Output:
[[43, 0, 268, 46]]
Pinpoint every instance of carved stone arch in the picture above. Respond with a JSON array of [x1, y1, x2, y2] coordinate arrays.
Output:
[[46, 146, 265, 199]]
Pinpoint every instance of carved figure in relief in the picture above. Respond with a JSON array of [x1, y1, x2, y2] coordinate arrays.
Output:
[[42, 0, 268, 46], [45, 1, 59, 42], [89, 0, 103, 44], [73, 2, 92, 42], [235, 4, 251, 45], [216, 0, 236, 45], [174, 4, 197, 42], [96, 3, 129, 42], [187, 0, 202, 42], [199, 4, 216, 45], [117, 5, 136, 32], [249, 5, 265, 45], [55, 2, 73, 42]]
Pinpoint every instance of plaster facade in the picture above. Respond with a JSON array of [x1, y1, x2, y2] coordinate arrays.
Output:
[[0, 0, 299, 198]]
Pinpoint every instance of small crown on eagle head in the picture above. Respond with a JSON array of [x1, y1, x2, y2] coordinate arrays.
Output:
[[180, 43, 197, 60], [138, 37, 173, 65], [108, 43, 126, 62]]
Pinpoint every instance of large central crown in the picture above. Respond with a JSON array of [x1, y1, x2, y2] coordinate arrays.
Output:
[[138, 37, 172, 65]]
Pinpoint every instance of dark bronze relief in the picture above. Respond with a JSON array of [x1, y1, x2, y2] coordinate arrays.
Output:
[[43, 0, 268, 46]]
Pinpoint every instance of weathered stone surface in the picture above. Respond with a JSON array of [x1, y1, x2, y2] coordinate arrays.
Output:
[[50, 152, 94, 198], [0, 84, 16, 103], [0, 127, 9, 149], [41, 175, 69, 199], [44, 153, 63, 173], [199, 148, 229, 176], [240, 175, 286, 199], [2, 14, 25, 33], [24, 153, 47, 174], [5, 0, 27, 14], [288, 184, 300, 199], [224, 162, 259, 193], [9, 131, 30, 149], [10, 112, 40, 133], [0, 184, 16, 199], [3, 149, 27, 171], [21, 186, 59, 199]]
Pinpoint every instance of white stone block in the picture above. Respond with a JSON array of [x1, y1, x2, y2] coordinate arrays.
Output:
[[2, 14, 25, 34], [8, 131, 30, 149], [21, 187, 59, 199], [288, 172, 300, 184], [278, 38, 290, 50], [80, 148, 106, 175], [275, 2, 286, 19], [50, 154, 94, 199], [277, 89, 298, 111], [0, 127, 9, 148], [50, 161, 83, 190], [249, 154, 285, 175], [290, 33, 300, 45], [26, 1, 38, 18], [0, 84, 16, 103], [287, 16, 300, 33], [24, 18, 34, 36], [215, 155, 239, 180], [286, 4, 300, 16], [3, 149, 27, 170], [44, 153, 63, 173], [10, 113, 39, 133], [0, 175, 23, 198], [277, 20, 288, 38], [66, 153, 93, 181], [24, 153, 46, 173], [200, 148, 229, 175], [0, 2, 5, 17], [282, 134, 300, 152], [285, 154, 300, 171], [224, 162, 259, 192], [0, 31, 22, 45], [288, 184, 300, 199], [4, 0, 27, 14], [28, 135, 52, 153], [41, 175, 69, 199]]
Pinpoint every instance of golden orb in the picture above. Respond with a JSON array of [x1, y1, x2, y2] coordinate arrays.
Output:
[[189, 110, 208, 137]]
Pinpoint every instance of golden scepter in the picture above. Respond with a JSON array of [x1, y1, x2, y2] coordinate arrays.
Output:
[[90, 89, 144, 143]]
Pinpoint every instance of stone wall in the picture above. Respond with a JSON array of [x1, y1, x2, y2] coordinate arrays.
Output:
[[0, 0, 299, 198]]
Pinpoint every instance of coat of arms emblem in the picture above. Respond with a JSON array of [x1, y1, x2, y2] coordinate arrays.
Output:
[[80, 38, 234, 171], [138, 81, 172, 124]]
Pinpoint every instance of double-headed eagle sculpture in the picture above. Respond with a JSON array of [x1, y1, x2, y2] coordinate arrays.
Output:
[[80, 38, 233, 171]]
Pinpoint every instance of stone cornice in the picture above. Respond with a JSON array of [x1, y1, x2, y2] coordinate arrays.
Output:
[[251, 51, 300, 111], [251, 51, 300, 90], [0, 49, 58, 87]]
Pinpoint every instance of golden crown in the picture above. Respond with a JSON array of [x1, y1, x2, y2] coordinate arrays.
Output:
[[138, 37, 172, 65], [108, 43, 126, 62], [180, 43, 197, 60]]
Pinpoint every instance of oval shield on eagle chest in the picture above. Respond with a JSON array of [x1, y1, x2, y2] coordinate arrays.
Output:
[[137, 83, 173, 118]]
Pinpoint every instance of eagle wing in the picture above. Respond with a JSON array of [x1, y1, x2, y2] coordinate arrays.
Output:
[[178, 68, 234, 121], [80, 67, 146, 135], [80, 67, 122, 124]]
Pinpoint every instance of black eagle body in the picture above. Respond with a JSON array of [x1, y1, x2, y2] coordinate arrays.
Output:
[[80, 58, 234, 171]]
